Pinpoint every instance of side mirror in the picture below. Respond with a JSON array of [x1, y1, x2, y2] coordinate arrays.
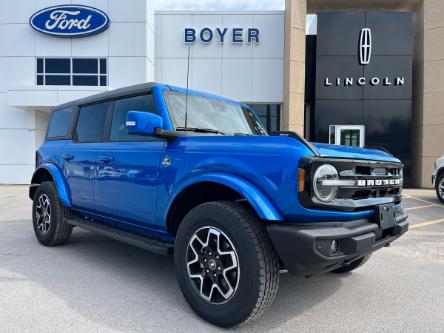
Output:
[[126, 111, 163, 136]]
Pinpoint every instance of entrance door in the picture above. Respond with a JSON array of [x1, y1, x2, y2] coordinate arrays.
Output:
[[329, 125, 365, 148]]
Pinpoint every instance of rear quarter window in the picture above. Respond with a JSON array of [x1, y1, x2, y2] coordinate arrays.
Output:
[[46, 107, 74, 139]]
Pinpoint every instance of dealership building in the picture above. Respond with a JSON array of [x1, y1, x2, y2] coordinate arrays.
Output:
[[0, 0, 441, 187]]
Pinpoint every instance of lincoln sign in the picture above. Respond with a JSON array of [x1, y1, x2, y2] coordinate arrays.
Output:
[[323, 28, 405, 88], [324, 76, 405, 87]]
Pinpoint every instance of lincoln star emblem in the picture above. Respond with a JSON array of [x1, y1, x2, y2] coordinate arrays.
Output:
[[359, 28, 372, 65]]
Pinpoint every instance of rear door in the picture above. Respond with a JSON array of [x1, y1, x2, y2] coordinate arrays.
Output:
[[93, 93, 165, 229], [63, 101, 110, 211]]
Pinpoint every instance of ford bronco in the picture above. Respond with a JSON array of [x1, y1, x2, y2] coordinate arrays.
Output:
[[29, 82, 408, 327]]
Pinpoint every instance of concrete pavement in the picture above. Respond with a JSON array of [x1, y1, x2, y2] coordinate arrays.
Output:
[[0, 186, 443, 332]]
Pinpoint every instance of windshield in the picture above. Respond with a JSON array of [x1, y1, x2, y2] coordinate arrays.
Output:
[[163, 91, 267, 135]]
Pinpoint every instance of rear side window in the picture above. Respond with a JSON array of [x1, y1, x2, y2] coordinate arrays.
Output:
[[75, 102, 109, 143], [46, 107, 74, 139], [110, 94, 158, 141]]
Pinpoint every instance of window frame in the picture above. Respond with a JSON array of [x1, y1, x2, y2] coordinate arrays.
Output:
[[106, 92, 163, 143], [36, 57, 108, 87], [72, 101, 113, 144], [69, 90, 165, 144], [45, 107, 75, 141]]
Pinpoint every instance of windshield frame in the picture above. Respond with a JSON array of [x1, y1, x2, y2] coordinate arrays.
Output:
[[162, 90, 268, 136]]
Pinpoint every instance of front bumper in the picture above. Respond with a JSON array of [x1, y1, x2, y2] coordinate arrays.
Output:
[[266, 208, 408, 276]]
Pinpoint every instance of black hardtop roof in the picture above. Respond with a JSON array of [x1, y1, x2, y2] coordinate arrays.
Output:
[[56, 82, 158, 110]]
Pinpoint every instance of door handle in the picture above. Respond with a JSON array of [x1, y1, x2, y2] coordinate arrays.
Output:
[[62, 153, 74, 161], [96, 155, 115, 163]]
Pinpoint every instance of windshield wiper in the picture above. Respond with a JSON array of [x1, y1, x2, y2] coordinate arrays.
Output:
[[175, 127, 226, 135]]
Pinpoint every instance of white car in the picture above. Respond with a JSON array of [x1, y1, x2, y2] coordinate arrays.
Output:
[[432, 156, 444, 203]]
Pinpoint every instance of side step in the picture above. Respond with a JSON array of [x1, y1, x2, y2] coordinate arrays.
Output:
[[65, 216, 174, 255]]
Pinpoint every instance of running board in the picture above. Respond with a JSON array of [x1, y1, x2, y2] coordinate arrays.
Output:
[[65, 216, 174, 255]]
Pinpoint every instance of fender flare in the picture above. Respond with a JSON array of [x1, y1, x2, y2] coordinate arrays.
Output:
[[31, 164, 72, 208], [167, 172, 283, 221]]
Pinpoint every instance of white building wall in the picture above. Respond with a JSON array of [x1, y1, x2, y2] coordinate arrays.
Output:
[[0, 0, 155, 184], [155, 11, 284, 104]]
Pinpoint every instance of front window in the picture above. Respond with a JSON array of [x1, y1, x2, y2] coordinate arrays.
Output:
[[110, 94, 158, 142], [163, 91, 267, 136]]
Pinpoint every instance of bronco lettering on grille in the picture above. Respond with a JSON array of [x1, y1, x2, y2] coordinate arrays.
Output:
[[356, 179, 401, 187]]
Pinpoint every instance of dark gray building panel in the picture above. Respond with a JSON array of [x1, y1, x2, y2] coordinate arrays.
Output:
[[363, 55, 413, 100], [307, 11, 413, 184], [316, 12, 365, 55], [365, 12, 413, 56], [315, 56, 364, 100]]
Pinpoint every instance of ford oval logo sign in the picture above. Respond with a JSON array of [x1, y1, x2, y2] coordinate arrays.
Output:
[[29, 5, 110, 38]]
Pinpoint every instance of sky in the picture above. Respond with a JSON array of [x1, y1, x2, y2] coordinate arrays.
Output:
[[153, 0, 285, 10], [153, 0, 315, 33]]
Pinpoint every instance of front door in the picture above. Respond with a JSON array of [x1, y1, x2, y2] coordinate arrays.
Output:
[[93, 94, 165, 229], [63, 101, 110, 211], [329, 125, 365, 148]]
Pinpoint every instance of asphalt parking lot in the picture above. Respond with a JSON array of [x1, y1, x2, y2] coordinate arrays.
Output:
[[1, 186, 444, 332]]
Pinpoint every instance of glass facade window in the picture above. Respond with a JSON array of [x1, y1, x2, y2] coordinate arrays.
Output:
[[36, 58, 107, 87], [246, 104, 281, 133]]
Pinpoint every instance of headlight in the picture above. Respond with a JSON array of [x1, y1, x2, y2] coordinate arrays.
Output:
[[313, 164, 339, 202], [399, 168, 404, 192]]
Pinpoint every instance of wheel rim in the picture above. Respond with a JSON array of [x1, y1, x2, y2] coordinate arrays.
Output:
[[439, 178, 444, 199], [186, 226, 240, 304], [35, 194, 51, 234]]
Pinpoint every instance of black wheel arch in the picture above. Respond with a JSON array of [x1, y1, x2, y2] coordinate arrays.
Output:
[[166, 181, 255, 235], [29, 168, 54, 200]]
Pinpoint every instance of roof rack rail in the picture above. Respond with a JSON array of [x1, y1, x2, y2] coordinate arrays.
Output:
[[270, 131, 320, 157]]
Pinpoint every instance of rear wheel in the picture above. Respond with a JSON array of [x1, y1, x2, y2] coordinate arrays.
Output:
[[174, 201, 280, 327], [32, 181, 73, 246], [331, 254, 371, 274], [435, 173, 444, 203]]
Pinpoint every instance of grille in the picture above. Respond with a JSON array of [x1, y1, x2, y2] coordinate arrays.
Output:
[[337, 164, 402, 201]]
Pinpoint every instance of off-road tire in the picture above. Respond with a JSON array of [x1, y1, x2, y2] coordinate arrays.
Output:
[[174, 201, 280, 328], [331, 254, 371, 274], [435, 173, 444, 203], [32, 181, 73, 246]]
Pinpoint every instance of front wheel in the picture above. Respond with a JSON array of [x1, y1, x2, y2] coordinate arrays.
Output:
[[32, 181, 73, 246], [435, 173, 444, 203], [174, 201, 280, 328]]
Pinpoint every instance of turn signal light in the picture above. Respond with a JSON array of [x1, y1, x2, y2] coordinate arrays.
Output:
[[298, 168, 305, 192]]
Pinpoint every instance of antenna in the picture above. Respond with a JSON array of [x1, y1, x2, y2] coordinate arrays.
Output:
[[184, 45, 191, 132]]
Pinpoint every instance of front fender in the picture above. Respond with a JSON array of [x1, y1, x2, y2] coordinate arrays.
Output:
[[167, 172, 284, 221], [31, 164, 72, 208]]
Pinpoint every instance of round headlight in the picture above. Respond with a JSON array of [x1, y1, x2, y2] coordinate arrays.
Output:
[[313, 164, 339, 202]]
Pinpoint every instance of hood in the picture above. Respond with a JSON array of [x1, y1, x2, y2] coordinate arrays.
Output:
[[310, 143, 400, 163]]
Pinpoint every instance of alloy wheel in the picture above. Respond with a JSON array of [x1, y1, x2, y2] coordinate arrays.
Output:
[[186, 226, 240, 304], [439, 178, 444, 200], [35, 194, 51, 234]]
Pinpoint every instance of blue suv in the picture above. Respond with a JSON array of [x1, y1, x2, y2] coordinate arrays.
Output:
[[30, 82, 408, 327]]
